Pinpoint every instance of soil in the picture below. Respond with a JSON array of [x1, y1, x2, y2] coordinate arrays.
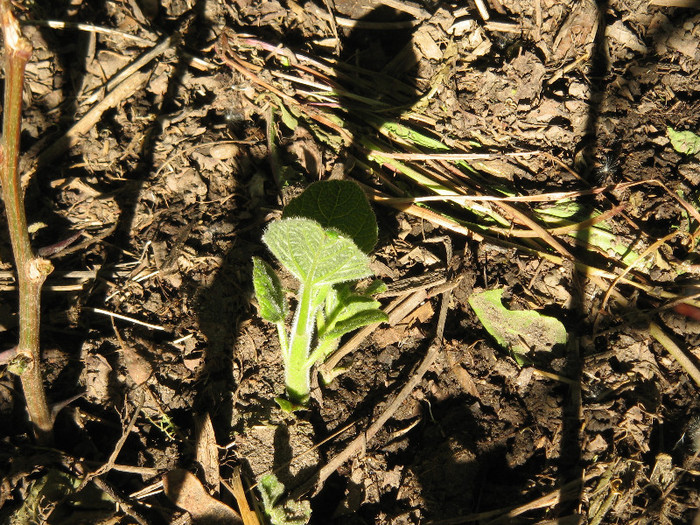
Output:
[[1, 0, 700, 524]]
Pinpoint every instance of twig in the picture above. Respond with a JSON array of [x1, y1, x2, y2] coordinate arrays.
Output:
[[25, 19, 213, 70], [649, 321, 700, 388], [483, 21, 521, 33], [83, 34, 177, 105], [320, 271, 451, 377], [89, 307, 168, 331], [369, 150, 539, 161], [377, 0, 431, 20], [474, 0, 491, 21], [77, 396, 144, 492], [222, 467, 260, 525], [24, 20, 156, 46], [429, 472, 597, 524], [217, 32, 353, 144], [648, 0, 700, 6], [0, 0, 53, 444], [320, 0, 340, 54], [308, 4, 422, 29], [92, 476, 149, 525]]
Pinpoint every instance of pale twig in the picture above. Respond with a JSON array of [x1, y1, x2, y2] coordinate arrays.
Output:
[[375, 187, 625, 204], [24, 19, 213, 70], [217, 32, 353, 144], [89, 307, 168, 331], [221, 467, 260, 525], [484, 21, 521, 33], [474, 0, 491, 21], [307, 3, 421, 29], [376, 0, 430, 19], [320, 270, 450, 377], [431, 472, 599, 524], [369, 150, 539, 161], [648, 0, 700, 5], [320, 0, 340, 54], [24, 20, 156, 46], [83, 34, 177, 105], [248, 420, 358, 492], [649, 322, 700, 388]]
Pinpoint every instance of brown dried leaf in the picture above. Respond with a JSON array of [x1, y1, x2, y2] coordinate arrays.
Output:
[[195, 414, 220, 488], [121, 343, 152, 386], [163, 469, 242, 525]]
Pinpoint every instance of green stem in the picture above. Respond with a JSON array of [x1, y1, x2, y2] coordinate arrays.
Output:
[[0, 2, 53, 444], [276, 322, 289, 360], [285, 284, 316, 403], [305, 337, 337, 369]]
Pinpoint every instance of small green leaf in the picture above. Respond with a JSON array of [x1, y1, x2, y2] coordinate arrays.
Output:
[[274, 397, 305, 413], [333, 295, 382, 321], [468, 288, 567, 365], [263, 218, 373, 286], [258, 473, 311, 525], [323, 309, 388, 340], [362, 279, 387, 296], [252, 257, 288, 323], [278, 101, 299, 130], [282, 180, 378, 253], [668, 126, 700, 155]]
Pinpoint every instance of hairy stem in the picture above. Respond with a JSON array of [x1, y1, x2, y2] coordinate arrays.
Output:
[[0, 1, 53, 443], [285, 284, 316, 403]]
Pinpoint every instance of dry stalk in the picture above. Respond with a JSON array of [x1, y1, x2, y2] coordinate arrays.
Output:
[[0, 0, 53, 443]]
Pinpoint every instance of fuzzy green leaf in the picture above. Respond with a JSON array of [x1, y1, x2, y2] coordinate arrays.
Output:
[[282, 180, 378, 253], [259, 473, 311, 525], [362, 279, 387, 296], [668, 126, 700, 156], [323, 309, 388, 340], [263, 218, 372, 286], [252, 257, 287, 323], [333, 294, 382, 322], [468, 288, 567, 365]]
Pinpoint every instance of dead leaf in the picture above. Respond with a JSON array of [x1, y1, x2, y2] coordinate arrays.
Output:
[[451, 364, 481, 398], [287, 127, 323, 178], [413, 26, 443, 61], [607, 21, 647, 54], [195, 414, 220, 489], [405, 300, 434, 325], [552, 0, 598, 62], [163, 469, 242, 525], [120, 342, 153, 386], [209, 143, 240, 160]]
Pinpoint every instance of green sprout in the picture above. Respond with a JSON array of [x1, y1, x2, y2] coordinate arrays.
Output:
[[253, 181, 387, 406]]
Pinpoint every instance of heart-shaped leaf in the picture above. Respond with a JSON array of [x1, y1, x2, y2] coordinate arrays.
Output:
[[263, 218, 372, 286], [282, 180, 378, 253]]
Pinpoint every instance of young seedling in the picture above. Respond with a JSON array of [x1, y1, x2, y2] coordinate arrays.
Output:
[[253, 181, 387, 406]]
